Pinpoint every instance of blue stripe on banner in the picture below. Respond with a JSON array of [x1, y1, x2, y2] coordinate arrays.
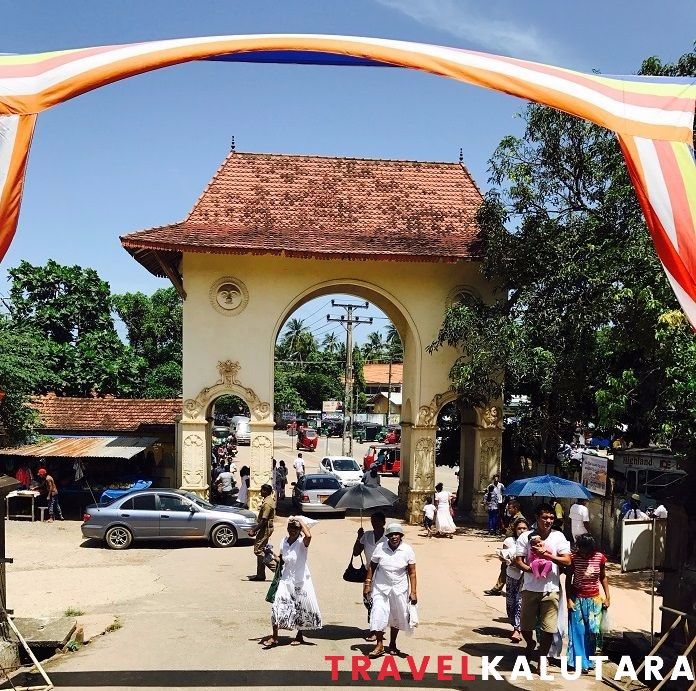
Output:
[[203, 50, 395, 67]]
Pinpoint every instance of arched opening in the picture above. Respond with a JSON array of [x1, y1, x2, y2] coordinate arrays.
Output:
[[271, 285, 410, 507], [206, 393, 251, 503]]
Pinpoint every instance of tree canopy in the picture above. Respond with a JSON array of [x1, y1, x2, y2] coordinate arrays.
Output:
[[431, 45, 696, 463]]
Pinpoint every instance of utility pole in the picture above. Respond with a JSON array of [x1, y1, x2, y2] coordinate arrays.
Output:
[[327, 301, 372, 456]]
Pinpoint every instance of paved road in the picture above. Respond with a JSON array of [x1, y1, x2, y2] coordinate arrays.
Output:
[[4, 432, 657, 690]]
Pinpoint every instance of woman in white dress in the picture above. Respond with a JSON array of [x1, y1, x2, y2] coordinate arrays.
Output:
[[434, 482, 456, 537], [237, 466, 250, 508], [264, 517, 322, 648], [363, 523, 417, 658]]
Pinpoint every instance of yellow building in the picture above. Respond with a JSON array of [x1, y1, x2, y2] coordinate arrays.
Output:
[[122, 150, 503, 522]]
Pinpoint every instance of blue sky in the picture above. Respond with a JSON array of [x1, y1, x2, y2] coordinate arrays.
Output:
[[1, 1, 693, 343]]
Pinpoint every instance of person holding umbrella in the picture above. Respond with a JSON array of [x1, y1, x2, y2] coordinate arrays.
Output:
[[363, 523, 417, 658], [353, 512, 387, 641]]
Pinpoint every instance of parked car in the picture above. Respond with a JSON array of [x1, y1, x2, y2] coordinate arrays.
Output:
[[363, 444, 401, 476], [292, 474, 344, 514], [296, 427, 318, 451], [81, 489, 256, 550], [319, 456, 363, 487], [212, 425, 232, 440]]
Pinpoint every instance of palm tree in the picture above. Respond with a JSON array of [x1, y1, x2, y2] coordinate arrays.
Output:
[[362, 331, 386, 361], [385, 323, 403, 361], [278, 318, 316, 362], [322, 332, 340, 354]]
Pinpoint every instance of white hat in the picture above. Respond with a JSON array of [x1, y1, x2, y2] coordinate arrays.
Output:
[[385, 522, 404, 536]]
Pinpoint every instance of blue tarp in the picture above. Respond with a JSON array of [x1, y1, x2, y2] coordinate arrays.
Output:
[[100, 479, 152, 503]]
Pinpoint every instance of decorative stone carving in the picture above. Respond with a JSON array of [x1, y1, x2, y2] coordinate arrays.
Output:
[[479, 437, 502, 488], [413, 438, 435, 489], [416, 389, 457, 428], [250, 434, 273, 486], [478, 405, 503, 429], [405, 490, 431, 525], [182, 433, 205, 487], [183, 360, 271, 421], [209, 276, 249, 316]]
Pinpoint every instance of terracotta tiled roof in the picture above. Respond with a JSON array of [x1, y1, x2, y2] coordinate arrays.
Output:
[[363, 363, 404, 385], [121, 152, 483, 276], [31, 394, 182, 433]]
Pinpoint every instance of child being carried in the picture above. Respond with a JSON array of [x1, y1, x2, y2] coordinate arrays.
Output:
[[528, 535, 553, 578]]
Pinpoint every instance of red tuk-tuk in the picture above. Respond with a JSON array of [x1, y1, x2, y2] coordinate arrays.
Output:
[[296, 427, 319, 451], [363, 444, 401, 476]]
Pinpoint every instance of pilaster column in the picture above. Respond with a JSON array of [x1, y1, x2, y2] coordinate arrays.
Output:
[[247, 421, 275, 511], [179, 421, 210, 498], [401, 424, 436, 525], [475, 430, 503, 523]]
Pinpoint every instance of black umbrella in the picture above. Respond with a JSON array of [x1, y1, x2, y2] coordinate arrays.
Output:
[[324, 484, 398, 526]]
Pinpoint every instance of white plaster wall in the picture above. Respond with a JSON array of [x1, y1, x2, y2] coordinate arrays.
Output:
[[181, 252, 492, 412]]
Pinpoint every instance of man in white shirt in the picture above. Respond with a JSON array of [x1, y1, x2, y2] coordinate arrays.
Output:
[[515, 503, 571, 659], [492, 474, 506, 533], [653, 504, 668, 519], [293, 453, 305, 481], [569, 498, 590, 541]]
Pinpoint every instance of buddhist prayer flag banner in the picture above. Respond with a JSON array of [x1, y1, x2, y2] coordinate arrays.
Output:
[[0, 35, 694, 325]]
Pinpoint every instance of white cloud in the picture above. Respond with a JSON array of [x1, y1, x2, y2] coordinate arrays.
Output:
[[376, 0, 566, 64]]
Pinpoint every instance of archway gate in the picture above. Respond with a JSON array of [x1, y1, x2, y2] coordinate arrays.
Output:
[[121, 149, 501, 521]]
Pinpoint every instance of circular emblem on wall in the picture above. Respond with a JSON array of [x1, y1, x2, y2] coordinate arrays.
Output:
[[209, 276, 249, 316]]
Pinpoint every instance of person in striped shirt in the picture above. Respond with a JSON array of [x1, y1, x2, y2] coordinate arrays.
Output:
[[566, 533, 610, 672]]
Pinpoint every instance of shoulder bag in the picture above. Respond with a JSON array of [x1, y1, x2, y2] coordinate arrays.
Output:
[[343, 554, 368, 583]]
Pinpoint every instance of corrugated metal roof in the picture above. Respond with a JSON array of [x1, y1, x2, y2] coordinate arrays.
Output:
[[0, 436, 158, 459]]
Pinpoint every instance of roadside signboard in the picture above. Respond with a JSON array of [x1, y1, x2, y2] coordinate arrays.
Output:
[[322, 400, 341, 413], [281, 411, 297, 421], [581, 453, 608, 496]]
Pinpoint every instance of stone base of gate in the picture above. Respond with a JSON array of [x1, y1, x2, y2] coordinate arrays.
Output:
[[404, 489, 431, 525]]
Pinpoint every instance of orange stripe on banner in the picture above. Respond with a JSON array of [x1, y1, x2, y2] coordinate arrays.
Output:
[[0, 36, 688, 143], [0, 114, 36, 260], [655, 140, 696, 278], [618, 134, 696, 305]]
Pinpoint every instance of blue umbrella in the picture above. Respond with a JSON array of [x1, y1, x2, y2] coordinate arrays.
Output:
[[504, 474, 592, 499]]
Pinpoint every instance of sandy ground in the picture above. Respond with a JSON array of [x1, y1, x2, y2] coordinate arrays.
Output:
[[3, 432, 661, 690]]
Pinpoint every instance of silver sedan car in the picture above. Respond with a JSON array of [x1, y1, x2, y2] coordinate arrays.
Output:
[[291, 474, 345, 514], [81, 489, 257, 549]]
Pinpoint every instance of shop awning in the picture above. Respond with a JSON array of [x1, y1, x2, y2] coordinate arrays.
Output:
[[0, 436, 158, 460]]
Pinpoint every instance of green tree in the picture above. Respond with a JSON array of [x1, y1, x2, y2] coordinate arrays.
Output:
[[112, 287, 182, 397], [385, 323, 404, 361], [0, 319, 52, 445], [431, 45, 696, 463], [7, 260, 143, 397], [362, 331, 386, 361]]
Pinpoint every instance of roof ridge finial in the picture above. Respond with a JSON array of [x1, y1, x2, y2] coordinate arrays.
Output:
[[458, 147, 463, 164], [231, 136, 236, 153]]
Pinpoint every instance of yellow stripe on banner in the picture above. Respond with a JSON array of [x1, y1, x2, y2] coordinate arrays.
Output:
[[588, 74, 696, 98], [672, 142, 696, 239], [0, 49, 79, 66]]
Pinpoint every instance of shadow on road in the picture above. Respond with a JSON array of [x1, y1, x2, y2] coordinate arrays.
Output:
[[3, 668, 522, 688]]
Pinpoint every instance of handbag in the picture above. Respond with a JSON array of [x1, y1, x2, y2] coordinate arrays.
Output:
[[265, 558, 282, 603], [343, 554, 367, 583], [408, 602, 419, 628]]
